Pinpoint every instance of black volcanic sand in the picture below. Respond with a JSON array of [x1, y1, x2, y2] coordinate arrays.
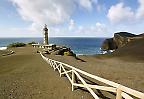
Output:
[[112, 38, 144, 61]]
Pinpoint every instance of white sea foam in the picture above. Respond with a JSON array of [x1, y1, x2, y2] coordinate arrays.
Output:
[[76, 54, 84, 56], [101, 50, 115, 54], [0, 47, 7, 50]]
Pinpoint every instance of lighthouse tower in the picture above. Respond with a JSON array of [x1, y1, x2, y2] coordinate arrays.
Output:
[[43, 24, 48, 45]]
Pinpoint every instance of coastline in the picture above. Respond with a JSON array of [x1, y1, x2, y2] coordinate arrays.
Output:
[[0, 37, 105, 55]]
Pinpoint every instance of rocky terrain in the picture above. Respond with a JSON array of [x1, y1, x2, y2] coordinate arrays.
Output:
[[101, 32, 144, 51], [0, 49, 14, 57], [101, 32, 144, 61], [37, 45, 76, 57]]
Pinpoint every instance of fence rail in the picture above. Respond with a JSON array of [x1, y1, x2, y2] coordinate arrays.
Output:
[[40, 53, 144, 99]]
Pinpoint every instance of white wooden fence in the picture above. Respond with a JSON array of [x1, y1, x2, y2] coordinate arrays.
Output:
[[40, 53, 144, 99]]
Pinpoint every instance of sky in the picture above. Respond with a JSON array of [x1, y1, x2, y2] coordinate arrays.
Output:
[[0, 0, 144, 37]]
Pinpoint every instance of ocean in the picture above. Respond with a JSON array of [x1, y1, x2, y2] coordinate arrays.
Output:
[[0, 37, 106, 55]]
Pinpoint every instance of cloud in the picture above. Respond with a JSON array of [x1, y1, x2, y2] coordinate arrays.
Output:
[[68, 19, 75, 30], [10, 0, 76, 26], [136, 0, 144, 19], [10, 0, 96, 27], [47, 22, 108, 37], [71, 22, 108, 37], [68, 20, 107, 36], [107, 3, 134, 24], [107, 0, 144, 24], [95, 22, 107, 33], [77, 0, 93, 10], [0, 27, 40, 37], [10, 0, 98, 36]]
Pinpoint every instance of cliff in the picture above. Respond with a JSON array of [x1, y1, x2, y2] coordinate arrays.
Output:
[[101, 32, 144, 51], [112, 37, 144, 61]]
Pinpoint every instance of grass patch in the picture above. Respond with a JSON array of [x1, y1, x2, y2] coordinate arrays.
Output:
[[27, 41, 37, 45], [8, 42, 26, 48]]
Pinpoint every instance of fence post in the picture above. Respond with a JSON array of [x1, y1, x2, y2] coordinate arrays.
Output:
[[52, 61, 55, 71], [116, 88, 122, 99], [48, 59, 51, 67], [72, 69, 75, 91], [53, 61, 56, 71], [60, 64, 62, 77]]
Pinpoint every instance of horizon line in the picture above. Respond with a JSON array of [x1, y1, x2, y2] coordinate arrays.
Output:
[[0, 36, 110, 38]]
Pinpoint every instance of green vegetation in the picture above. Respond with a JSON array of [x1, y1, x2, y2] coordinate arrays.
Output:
[[64, 51, 72, 56], [27, 41, 37, 45], [8, 42, 26, 48], [64, 51, 76, 57]]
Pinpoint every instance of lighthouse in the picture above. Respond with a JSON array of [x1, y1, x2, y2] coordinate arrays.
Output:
[[43, 24, 48, 45]]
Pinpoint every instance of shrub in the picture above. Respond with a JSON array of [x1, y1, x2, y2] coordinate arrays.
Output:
[[64, 51, 74, 56], [8, 42, 26, 48], [27, 41, 37, 45]]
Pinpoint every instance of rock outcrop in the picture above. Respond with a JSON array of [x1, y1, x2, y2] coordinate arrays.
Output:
[[101, 38, 117, 50], [101, 32, 144, 51], [43, 46, 76, 57]]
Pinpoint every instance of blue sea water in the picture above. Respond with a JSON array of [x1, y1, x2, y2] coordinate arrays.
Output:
[[0, 37, 105, 55]]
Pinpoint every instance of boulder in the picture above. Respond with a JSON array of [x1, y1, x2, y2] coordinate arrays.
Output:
[[50, 46, 76, 56], [51, 49, 63, 55]]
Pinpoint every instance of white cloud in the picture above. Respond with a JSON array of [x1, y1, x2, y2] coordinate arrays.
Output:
[[107, 3, 134, 23], [10, 0, 97, 36], [95, 22, 107, 33], [10, 0, 96, 27], [72, 22, 108, 37], [78, 0, 93, 10], [107, 0, 144, 24], [10, 0, 75, 26], [69, 19, 75, 30], [46, 22, 108, 37], [136, 0, 144, 19], [0, 27, 40, 37], [77, 0, 98, 11], [68, 20, 107, 36], [70, 22, 107, 35]]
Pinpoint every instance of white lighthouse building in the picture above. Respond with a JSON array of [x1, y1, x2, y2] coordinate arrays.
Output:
[[32, 24, 56, 50], [43, 24, 48, 45]]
